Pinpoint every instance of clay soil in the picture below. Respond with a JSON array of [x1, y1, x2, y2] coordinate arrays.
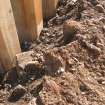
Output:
[[0, 0, 105, 105]]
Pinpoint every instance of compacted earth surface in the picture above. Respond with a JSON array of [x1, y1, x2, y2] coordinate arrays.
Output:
[[0, 0, 105, 105]]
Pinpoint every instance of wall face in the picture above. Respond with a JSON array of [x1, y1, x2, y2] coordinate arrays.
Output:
[[10, 0, 43, 42], [10, 0, 27, 43], [42, 0, 58, 19], [23, 0, 43, 41], [34, 0, 43, 38], [10, 0, 59, 42], [0, 0, 21, 70]]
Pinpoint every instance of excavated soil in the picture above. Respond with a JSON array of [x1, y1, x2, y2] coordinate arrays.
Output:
[[0, 0, 105, 105]]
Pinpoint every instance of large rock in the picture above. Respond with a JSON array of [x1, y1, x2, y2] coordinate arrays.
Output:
[[3, 69, 18, 85], [63, 20, 82, 44], [96, 4, 105, 13], [16, 51, 34, 71], [16, 51, 44, 81], [8, 85, 26, 102]]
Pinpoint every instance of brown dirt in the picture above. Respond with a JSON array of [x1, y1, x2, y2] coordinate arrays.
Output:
[[0, 0, 105, 105]]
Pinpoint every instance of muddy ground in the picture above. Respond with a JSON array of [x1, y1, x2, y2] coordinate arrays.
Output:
[[0, 0, 105, 105]]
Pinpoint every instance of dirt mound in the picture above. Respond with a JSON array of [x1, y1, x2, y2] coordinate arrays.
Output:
[[0, 0, 105, 105]]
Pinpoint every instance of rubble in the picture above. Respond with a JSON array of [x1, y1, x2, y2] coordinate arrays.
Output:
[[82, 40, 101, 54], [37, 77, 63, 105], [44, 50, 65, 76], [28, 98, 37, 105], [43, 76, 61, 95]]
